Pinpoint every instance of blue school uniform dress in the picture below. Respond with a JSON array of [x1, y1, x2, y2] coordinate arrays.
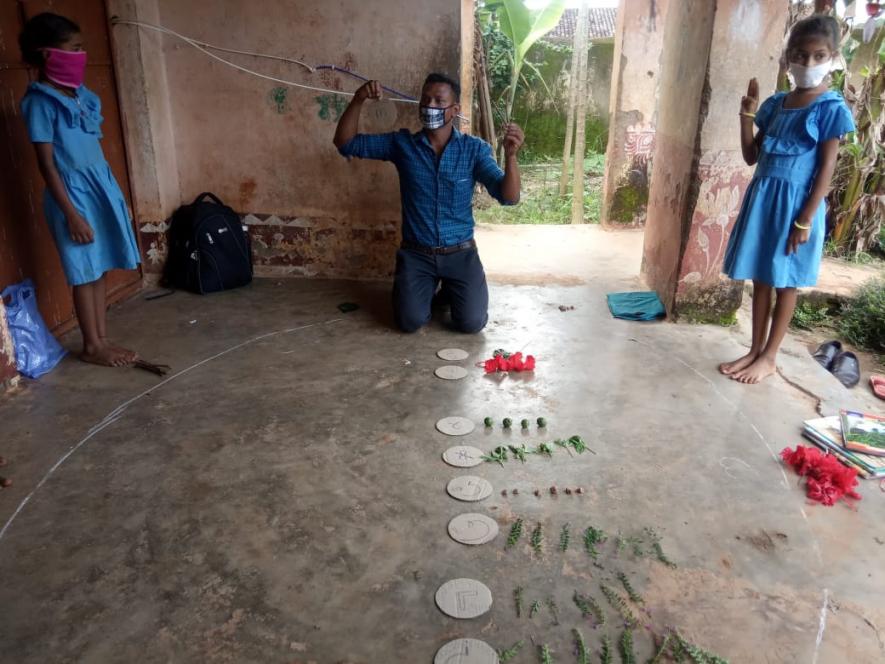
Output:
[[723, 90, 854, 288], [21, 82, 140, 286]]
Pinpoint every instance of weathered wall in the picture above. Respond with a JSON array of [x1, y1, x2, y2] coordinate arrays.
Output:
[[112, 0, 462, 280], [601, 0, 670, 227], [643, 0, 789, 320], [0, 299, 18, 389]]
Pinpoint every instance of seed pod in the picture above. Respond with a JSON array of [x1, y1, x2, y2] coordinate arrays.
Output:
[[520, 419, 530, 429], [484, 417, 493, 428], [503, 418, 513, 429]]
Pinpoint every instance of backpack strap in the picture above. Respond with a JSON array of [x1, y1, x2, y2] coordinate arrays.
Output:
[[192, 192, 225, 206]]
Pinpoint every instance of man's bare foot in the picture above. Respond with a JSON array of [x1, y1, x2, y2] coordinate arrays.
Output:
[[81, 343, 132, 367], [719, 351, 758, 375], [731, 355, 776, 384]]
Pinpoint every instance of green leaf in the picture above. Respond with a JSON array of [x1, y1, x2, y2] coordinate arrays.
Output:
[[495, 0, 566, 71]]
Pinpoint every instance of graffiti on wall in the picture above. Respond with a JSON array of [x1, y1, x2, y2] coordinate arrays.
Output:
[[268, 87, 290, 114], [624, 122, 656, 166], [609, 122, 656, 225], [679, 151, 752, 289], [315, 94, 348, 122]]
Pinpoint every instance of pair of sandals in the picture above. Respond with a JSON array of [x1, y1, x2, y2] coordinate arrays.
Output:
[[812, 341, 860, 388]]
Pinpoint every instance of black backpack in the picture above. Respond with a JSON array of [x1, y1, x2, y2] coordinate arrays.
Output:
[[163, 192, 252, 294]]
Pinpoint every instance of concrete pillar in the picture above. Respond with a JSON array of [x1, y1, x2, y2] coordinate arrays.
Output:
[[108, 0, 182, 279], [0, 299, 19, 390], [601, 0, 669, 227], [642, 0, 789, 322]]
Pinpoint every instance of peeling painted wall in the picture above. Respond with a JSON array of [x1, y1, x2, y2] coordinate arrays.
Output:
[[601, 0, 669, 227], [643, 0, 788, 320], [113, 0, 463, 281]]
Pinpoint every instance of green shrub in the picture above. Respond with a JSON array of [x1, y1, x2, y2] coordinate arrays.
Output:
[[839, 277, 885, 352], [790, 300, 834, 330]]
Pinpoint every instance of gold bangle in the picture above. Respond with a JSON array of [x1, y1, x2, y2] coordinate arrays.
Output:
[[739, 112, 756, 118], [794, 221, 811, 230]]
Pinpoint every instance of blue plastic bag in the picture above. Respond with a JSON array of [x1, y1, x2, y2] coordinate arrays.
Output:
[[1, 279, 67, 378]]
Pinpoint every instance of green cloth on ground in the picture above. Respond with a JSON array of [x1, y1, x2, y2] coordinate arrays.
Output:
[[606, 292, 666, 321]]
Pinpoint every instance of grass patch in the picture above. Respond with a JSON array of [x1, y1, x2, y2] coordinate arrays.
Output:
[[838, 276, 885, 353], [474, 155, 605, 225], [790, 299, 836, 331]]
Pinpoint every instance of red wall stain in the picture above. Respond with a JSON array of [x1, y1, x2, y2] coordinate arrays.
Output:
[[238, 179, 258, 211]]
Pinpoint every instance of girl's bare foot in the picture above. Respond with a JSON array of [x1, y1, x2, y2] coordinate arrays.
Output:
[[719, 351, 758, 375], [101, 337, 138, 364], [731, 355, 777, 384], [81, 342, 131, 367]]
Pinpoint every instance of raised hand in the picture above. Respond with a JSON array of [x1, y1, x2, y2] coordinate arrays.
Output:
[[502, 122, 525, 157], [355, 80, 382, 103], [741, 78, 759, 115]]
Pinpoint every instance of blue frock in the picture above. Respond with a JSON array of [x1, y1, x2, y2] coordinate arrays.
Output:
[[723, 90, 854, 288], [21, 82, 140, 286]]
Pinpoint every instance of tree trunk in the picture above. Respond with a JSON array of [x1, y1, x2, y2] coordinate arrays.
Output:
[[571, 1, 591, 224], [559, 23, 582, 196], [474, 23, 498, 155]]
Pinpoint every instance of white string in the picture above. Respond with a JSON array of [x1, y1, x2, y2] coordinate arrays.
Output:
[[112, 19, 419, 104]]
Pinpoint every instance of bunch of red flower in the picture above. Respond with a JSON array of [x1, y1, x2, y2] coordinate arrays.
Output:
[[483, 351, 536, 373], [781, 445, 861, 506]]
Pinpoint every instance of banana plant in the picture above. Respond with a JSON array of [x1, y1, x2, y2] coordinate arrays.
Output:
[[484, 0, 566, 125]]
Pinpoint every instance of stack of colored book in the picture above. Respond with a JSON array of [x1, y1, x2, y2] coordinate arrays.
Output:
[[802, 414, 885, 479]]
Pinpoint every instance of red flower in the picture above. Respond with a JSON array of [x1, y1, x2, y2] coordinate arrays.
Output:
[[480, 350, 537, 373], [781, 445, 861, 506]]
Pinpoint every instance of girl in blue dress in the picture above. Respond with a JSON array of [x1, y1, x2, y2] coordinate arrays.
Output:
[[720, 15, 854, 384], [19, 13, 141, 367]]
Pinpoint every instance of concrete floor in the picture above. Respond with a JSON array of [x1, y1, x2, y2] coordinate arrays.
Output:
[[1, 233, 884, 663]]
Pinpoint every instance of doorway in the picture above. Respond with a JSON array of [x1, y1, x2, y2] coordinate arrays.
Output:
[[0, 0, 141, 335]]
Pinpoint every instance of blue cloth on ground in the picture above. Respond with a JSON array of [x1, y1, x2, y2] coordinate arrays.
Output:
[[606, 291, 666, 321]]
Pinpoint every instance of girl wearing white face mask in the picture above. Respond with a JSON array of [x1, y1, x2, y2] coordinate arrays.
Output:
[[720, 15, 854, 385]]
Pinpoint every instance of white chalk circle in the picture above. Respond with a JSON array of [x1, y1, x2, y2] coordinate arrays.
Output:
[[435, 578, 493, 619], [438, 348, 470, 361], [442, 445, 485, 468], [436, 417, 476, 436], [435, 365, 469, 380], [448, 513, 499, 545], [434, 638, 499, 664], [447, 476, 493, 502]]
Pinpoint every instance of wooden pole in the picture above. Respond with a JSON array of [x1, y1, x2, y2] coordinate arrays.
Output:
[[558, 17, 582, 196], [570, 1, 591, 224]]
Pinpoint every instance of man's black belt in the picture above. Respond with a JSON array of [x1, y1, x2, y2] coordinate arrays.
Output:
[[400, 239, 477, 255]]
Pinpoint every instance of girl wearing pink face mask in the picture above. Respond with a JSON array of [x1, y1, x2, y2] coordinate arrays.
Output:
[[19, 13, 141, 368]]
